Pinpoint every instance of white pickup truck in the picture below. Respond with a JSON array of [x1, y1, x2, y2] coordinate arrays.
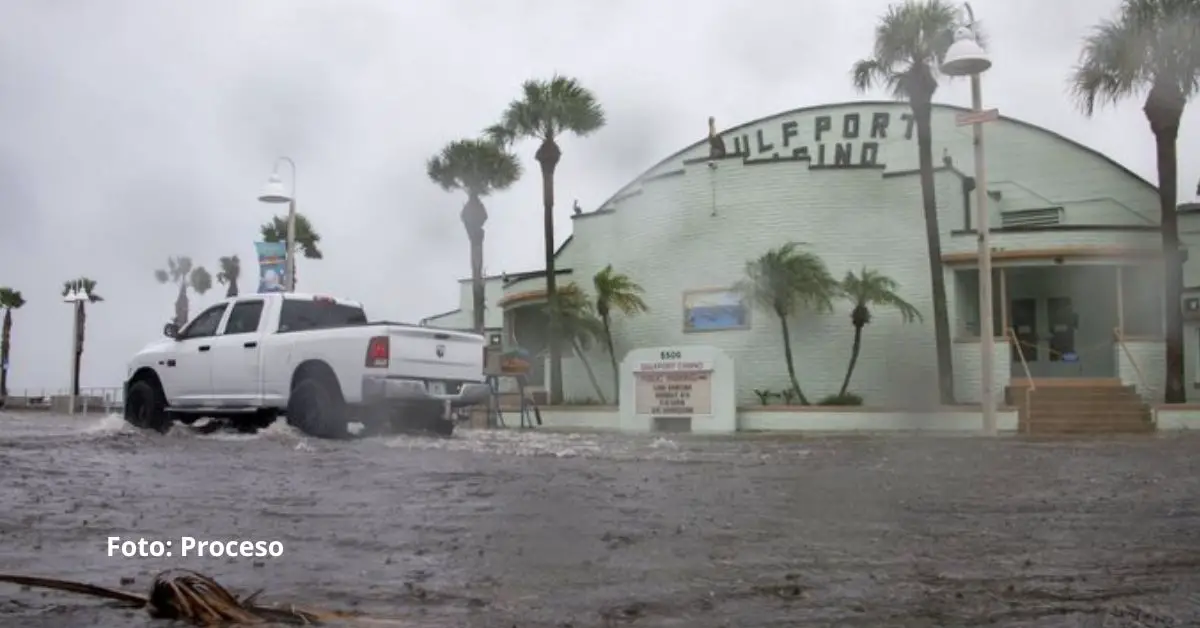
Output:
[[122, 292, 490, 438]]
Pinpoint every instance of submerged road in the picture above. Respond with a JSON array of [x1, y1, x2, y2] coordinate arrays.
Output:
[[1, 412, 1199, 627]]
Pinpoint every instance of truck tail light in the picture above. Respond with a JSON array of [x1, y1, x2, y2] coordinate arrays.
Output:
[[365, 336, 389, 368]]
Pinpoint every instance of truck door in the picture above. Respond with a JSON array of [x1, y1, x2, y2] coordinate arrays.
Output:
[[163, 303, 228, 405], [208, 299, 266, 405]]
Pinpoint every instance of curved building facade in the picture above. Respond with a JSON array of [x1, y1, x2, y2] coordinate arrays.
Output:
[[425, 100, 1179, 407]]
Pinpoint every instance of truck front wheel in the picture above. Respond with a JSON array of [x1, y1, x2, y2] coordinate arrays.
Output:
[[125, 380, 172, 433], [286, 376, 348, 439]]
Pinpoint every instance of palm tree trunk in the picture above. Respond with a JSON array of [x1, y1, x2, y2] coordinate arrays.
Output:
[[464, 195, 487, 335], [226, 281, 238, 298], [1147, 103, 1185, 403], [0, 308, 11, 397], [571, 338, 607, 404], [839, 323, 865, 397], [601, 313, 620, 403], [536, 139, 564, 405], [777, 313, 808, 405], [912, 98, 955, 404], [73, 303, 85, 397], [174, 281, 189, 327]]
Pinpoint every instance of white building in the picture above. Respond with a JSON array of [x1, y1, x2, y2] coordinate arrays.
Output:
[[425, 100, 1200, 410]]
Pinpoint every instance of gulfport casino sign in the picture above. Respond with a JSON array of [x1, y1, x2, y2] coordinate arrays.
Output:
[[723, 109, 916, 168]]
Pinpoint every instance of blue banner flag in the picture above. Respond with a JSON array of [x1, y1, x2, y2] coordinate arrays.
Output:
[[255, 241, 287, 293]]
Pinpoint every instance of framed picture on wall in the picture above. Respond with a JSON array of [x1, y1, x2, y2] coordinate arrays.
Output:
[[683, 288, 751, 333]]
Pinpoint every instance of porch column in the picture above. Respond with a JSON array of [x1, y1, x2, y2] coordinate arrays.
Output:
[[999, 268, 1009, 334], [1116, 266, 1124, 335]]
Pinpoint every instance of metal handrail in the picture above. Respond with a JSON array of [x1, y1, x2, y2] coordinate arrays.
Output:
[[1112, 327, 1148, 396], [1007, 327, 1035, 434]]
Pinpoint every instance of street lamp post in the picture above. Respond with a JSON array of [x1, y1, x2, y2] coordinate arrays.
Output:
[[941, 4, 996, 435], [258, 157, 298, 292], [63, 287, 88, 416]]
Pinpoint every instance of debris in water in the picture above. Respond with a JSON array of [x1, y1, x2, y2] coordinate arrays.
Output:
[[0, 569, 415, 625]]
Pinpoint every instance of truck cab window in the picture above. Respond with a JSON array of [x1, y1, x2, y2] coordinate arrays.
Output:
[[179, 304, 228, 339], [277, 300, 367, 332], [222, 300, 265, 335]]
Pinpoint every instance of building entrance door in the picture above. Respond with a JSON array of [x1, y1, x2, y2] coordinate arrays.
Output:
[[1011, 298, 1038, 364], [1044, 296, 1082, 377], [1005, 266, 1118, 380]]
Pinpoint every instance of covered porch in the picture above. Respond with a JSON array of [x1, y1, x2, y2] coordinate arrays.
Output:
[[496, 288, 551, 397], [947, 247, 1165, 399]]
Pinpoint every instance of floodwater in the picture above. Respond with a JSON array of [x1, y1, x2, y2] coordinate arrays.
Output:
[[2, 413, 1199, 627]]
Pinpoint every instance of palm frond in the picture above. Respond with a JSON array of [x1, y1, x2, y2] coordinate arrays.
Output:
[[426, 138, 522, 197], [545, 282, 606, 349], [494, 75, 607, 142], [842, 267, 922, 324], [0, 288, 25, 309], [851, 0, 968, 101], [593, 264, 649, 317], [217, 255, 240, 285], [190, 267, 213, 295], [740, 242, 838, 318], [1070, 0, 1200, 116], [261, 214, 323, 259]]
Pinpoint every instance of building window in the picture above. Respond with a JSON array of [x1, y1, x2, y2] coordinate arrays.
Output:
[[955, 269, 1003, 338], [1120, 265, 1164, 337]]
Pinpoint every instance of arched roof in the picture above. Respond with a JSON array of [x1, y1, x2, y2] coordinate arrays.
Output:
[[593, 100, 1156, 214]]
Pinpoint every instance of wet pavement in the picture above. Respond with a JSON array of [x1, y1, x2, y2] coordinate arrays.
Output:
[[1, 412, 1199, 627]]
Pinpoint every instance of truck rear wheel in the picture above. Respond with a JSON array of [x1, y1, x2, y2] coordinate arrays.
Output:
[[125, 380, 172, 433], [286, 376, 348, 439]]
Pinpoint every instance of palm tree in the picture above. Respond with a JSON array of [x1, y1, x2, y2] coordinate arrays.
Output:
[[737, 242, 839, 405], [427, 138, 523, 333], [217, 255, 241, 298], [1071, 0, 1200, 403], [592, 264, 648, 402], [0, 287, 26, 398], [851, 0, 966, 404], [487, 75, 606, 404], [545, 282, 609, 404], [154, 257, 213, 327], [61, 277, 103, 397], [261, 213, 322, 289], [837, 268, 923, 397]]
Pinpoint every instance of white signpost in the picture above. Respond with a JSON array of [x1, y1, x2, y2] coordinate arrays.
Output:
[[619, 345, 736, 434]]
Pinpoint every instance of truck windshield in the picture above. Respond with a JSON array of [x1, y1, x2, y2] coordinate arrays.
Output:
[[278, 299, 368, 332]]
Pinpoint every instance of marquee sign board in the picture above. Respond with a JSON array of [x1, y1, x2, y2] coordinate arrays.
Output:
[[620, 345, 735, 434]]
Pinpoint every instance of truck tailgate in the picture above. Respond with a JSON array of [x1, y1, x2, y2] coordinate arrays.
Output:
[[386, 326, 486, 382]]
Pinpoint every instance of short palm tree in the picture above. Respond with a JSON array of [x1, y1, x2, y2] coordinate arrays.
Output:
[[427, 138, 522, 333], [837, 268, 922, 397], [61, 277, 103, 397], [1070, 0, 1200, 403], [0, 287, 27, 398], [737, 242, 839, 405], [217, 255, 241, 298], [488, 75, 606, 404], [592, 264, 648, 402], [851, 0, 966, 404], [261, 213, 322, 289], [154, 257, 213, 327], [545, 282, 609, 404]]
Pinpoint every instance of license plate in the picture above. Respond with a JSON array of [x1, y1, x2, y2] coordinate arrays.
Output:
[[427, 381, 446, 396]]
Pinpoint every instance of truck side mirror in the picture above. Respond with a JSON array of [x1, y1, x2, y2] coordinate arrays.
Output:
[[163, 322, 179, 339]]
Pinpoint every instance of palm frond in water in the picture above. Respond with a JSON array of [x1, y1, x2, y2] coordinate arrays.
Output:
[[0, 569, 417, 626]]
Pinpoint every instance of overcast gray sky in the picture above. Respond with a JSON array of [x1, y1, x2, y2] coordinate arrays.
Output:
[[1, 0, 1197, 393]]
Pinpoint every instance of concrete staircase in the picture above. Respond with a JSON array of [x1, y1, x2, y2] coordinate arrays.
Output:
[[1006, 378, 1154, 434]]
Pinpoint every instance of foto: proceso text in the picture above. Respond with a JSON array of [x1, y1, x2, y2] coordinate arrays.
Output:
[[107, 536, 284, 559]]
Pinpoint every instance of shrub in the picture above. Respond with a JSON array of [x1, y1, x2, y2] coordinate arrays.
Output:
[[818, 392, 864, 406], [753, 389, 776, 405]]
